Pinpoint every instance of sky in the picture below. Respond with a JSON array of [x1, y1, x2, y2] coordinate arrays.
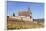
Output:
[[7, 1, 44, 19]]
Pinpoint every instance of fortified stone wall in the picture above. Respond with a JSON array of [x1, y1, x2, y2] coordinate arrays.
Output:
[[9, 16, 33, 22]]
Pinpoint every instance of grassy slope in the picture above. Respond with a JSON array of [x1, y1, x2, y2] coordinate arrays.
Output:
[[7, 19, 44, 30]]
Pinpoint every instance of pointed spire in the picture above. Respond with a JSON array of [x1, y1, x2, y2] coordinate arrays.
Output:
[[28, 6, 30, 11], [28, 6, 32, 14]]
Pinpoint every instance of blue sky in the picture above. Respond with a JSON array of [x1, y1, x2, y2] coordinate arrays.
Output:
[[7, 1, 44, 19]]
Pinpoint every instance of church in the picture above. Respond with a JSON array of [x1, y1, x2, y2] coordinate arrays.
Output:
[[8, 7, 33, 22]]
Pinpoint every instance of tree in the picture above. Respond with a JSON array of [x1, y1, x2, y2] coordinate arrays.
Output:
[[13, 13, 15, 16]]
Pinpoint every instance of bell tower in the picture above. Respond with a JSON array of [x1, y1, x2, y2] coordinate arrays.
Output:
[[28, 6, 33, 21], [28, 6, 32, 16]]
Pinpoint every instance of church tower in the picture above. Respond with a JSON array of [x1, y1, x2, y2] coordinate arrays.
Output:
[[27, 6, 33, 21], [28, 6, 32, 16]]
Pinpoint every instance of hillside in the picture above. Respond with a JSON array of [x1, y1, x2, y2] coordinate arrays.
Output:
[[7, 16, 44, 30]]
